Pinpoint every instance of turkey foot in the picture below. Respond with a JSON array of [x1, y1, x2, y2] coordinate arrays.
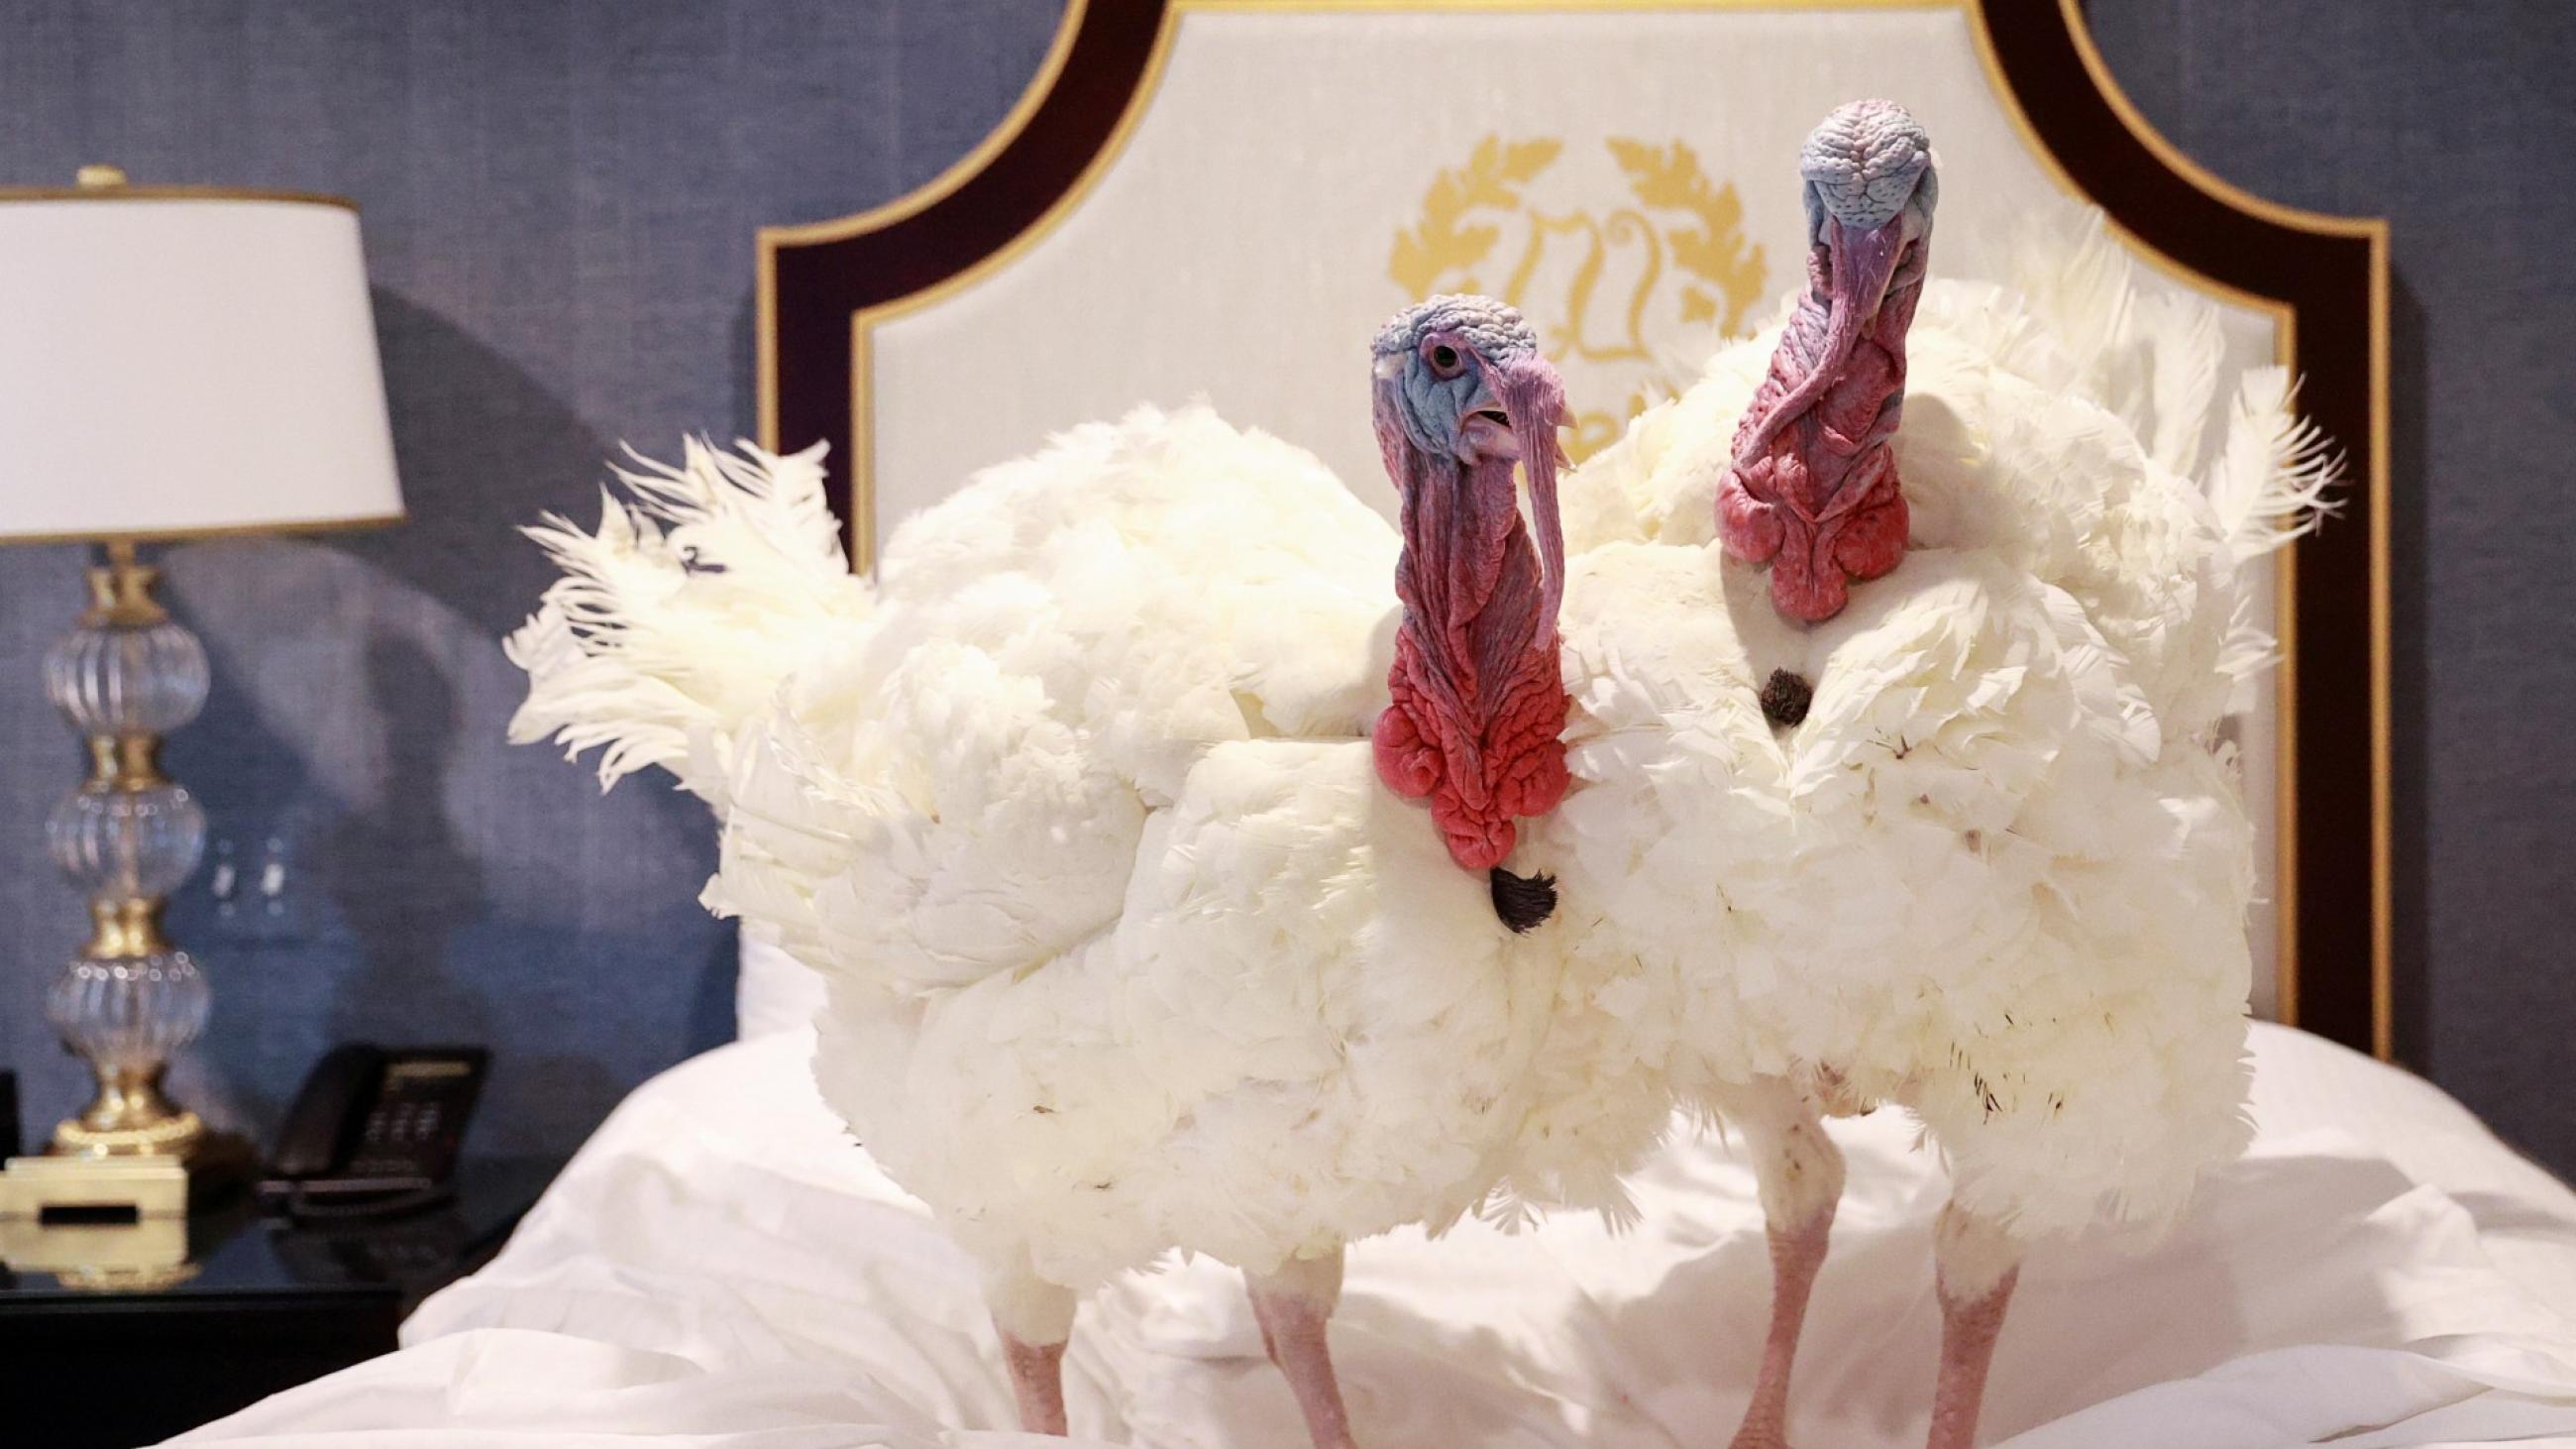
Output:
[[1925, 1202, 2023, 1449], [1247, 1248, 1360, 1449], [1721, 1079, 1847, 1449]]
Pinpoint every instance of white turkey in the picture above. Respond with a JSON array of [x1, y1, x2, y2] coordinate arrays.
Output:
[[1504, 101, 2334, 1448], [507, 297, 1584, 1448], [507, 100, 2330, 1448]]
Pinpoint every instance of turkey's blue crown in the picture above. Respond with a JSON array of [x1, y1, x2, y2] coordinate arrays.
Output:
[[1800, 99, 1936, 233], [1374, 294, 1536, 364]]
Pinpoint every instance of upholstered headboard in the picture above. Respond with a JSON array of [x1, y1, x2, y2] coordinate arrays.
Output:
[[754, 2, 2391, 1059]]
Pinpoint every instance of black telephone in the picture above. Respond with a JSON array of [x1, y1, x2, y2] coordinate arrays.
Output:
[[260, 1044, 488, 1218]]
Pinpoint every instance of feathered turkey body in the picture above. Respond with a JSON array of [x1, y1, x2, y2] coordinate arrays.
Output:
[[505, 105, 2333, 1449], [509, 299, 1574, 1448], [1507, 103, 2333, 1449], [728, 404, 1559, 1287]]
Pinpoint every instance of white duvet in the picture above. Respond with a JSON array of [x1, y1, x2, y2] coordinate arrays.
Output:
[[173, 1022, 2576, 1448]]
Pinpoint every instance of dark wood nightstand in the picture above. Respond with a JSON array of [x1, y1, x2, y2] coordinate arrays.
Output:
[[0, 1156, 560, 1448]]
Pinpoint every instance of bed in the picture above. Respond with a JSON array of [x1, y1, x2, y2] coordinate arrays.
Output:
[[175, 999, 2576, 1447], [175, 4, 2550, 1444]]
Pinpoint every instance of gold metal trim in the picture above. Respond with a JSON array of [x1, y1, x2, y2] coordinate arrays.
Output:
[[84, 898, 175, 961], [850, 310, 872, 570], [755, 0, 2395, 1054], [84, 542, 168, 626], [0, 510, 408, 549], [85, 736, 172, 793], [2369, 238, 2394, 1059], [53, 1082, 204, 1160], [0, 183, 359, 212], [1186, 0, 1954, 8]]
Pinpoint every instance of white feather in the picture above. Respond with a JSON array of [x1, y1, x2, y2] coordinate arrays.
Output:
[[2208, 367, 2345, 560], [503, 437, 867, 802]]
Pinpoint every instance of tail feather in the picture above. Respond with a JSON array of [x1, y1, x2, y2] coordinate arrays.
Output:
[[607, 436, 846, 574], [504, 437, 868, 802], [2208, 367, 2344, 562]]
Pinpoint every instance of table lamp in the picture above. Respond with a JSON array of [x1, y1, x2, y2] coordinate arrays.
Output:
[[0, 167, 402, 1177]]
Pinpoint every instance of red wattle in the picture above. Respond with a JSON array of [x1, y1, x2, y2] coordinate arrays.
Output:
[[1716, 223, 1925, 622], [1370, 694, 1441, 799], [1377, 433, 1570, 875]]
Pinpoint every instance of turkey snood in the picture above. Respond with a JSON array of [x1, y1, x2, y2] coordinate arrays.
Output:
[[1367, 296, 1570, 929], [1719, 99, 1938, 623]]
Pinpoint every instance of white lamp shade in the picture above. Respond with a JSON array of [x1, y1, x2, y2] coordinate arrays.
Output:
[[0, 186, 402, 542]]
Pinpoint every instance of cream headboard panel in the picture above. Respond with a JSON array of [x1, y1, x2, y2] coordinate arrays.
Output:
[[757, 1, 2392, 1059]]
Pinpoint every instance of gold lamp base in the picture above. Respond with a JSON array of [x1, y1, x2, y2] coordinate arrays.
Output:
[[46, 1068, 255, 1194], [53, 1065, 203, 1157]]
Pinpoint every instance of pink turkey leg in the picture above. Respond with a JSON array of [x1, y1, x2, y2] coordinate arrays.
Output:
[[1925, 1203, 2022, 1449], [997, 1326, 1068, 1436], [1724, 1083, 1848, 1449], [1247, 1251, 1360, 1449]]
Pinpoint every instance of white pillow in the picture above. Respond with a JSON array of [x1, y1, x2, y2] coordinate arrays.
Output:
[[735, 930, 828, 1040]]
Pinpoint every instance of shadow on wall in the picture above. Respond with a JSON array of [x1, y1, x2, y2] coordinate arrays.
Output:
[[319, 633, 496, 1049], [346, 288, 620, 639], [147, 289, 730, 1159]]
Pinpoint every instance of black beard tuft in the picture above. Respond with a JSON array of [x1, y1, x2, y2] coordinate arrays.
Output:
[[1489, 866, 1558, 934], [1761, 668, 1814, 728]]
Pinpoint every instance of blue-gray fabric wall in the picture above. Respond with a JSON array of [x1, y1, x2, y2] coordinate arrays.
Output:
[[0, 0, 1064, 1158], [2087, 1, 2576, 1177], [2, 4, 2569, 1177]]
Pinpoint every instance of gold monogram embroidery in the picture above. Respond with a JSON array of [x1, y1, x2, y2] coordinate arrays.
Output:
[[1392, 135, 1769, 460]]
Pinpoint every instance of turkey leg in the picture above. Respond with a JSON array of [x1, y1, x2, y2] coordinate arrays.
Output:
[[1925, 1200, 2023, 1449], [1722, 1078, 1847, 1449], [998, 1327, 1069, 1435], [1247, 1247, 1360, 1449], [986, 1257, 1078, 1435]]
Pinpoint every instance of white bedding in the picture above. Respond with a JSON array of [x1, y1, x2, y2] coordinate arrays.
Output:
[[174, 1022, 2576, 1448]]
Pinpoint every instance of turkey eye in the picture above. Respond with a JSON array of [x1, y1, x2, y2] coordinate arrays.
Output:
[[1428, 343, 1463, 378]]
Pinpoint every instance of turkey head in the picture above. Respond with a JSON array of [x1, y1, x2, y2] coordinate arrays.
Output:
[[1367, 295, 1570, 930], [1720, 98, 1939, 623]]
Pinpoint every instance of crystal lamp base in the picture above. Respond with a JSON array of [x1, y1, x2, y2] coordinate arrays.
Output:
[[33, 541, 236, 1176], [45, 949, 212, 1157]]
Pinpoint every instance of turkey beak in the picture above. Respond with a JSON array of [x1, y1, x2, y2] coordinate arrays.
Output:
[[1455, 381, 1518, 465]]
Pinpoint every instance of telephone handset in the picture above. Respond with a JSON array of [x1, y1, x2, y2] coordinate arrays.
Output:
[[260, 1044, 487, 1218]]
